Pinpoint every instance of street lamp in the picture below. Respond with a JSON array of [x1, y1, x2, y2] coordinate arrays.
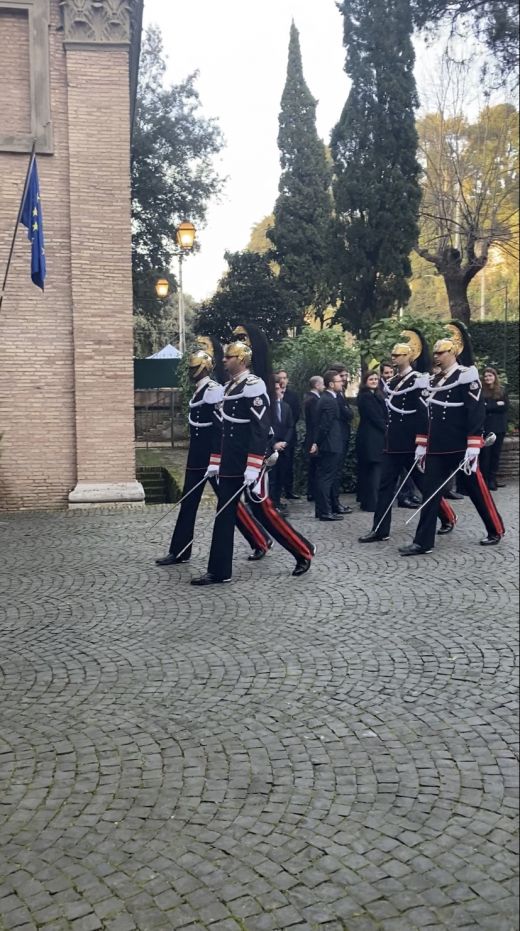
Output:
[[154, 278, 169, 299], [175, 221, 196, 355]]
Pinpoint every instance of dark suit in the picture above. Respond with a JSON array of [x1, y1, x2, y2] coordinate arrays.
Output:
[[332, 391, 354, 510], [280, 386, 301, 496], [303, 391, 320, 500], [480, 391, 509, 486], [269, 398, 294, 506], [356, 389, 387, 511], [315, 390, 344, 518]]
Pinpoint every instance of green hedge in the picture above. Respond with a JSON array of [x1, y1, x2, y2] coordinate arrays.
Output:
[[469, 321, 519, 395]]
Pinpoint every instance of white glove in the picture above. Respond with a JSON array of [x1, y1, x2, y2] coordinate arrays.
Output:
[[204, 456, 220, 479], [244, 466, 261, 487], [463, 446, 480, 474], [415, 444, 427, 472]]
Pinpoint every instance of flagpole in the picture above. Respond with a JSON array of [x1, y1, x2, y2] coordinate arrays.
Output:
[[0, 142, 36, 317]]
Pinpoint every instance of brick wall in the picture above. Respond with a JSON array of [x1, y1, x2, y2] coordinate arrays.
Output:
[[0, 0, 138, 510]]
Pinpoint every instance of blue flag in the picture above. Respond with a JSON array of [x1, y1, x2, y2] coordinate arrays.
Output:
[[21, 156, 46, 290]]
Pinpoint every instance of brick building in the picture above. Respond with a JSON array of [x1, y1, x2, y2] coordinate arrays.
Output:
[[0, 0, 144, 509]]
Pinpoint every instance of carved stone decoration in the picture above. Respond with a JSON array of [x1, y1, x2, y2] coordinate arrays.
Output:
[[60, 0, 137, 45]]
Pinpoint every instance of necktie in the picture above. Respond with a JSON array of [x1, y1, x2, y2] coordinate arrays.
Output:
[[277, 400, 282, 422]]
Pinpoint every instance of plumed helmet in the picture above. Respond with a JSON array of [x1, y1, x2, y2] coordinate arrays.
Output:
[[195, 335, 225, 383], [188, 348, 214, 379], [436, 321, 475, 366], [399, 327, 432, 372], [232, 322, 275, 401], [224, 340, 253, 364]]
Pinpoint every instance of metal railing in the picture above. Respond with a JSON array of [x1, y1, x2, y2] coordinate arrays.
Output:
[[134, 389, 187, 448]]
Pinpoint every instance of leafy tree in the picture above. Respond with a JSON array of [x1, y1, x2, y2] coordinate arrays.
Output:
[[410, 0, 519, 81], [268, 23, 335, 328], [331, 0, 421, 338], [416, 97, 519, 324], [272, 327, 360, 400], [247, 215, 274, 255], [131, 25, 224, 331], [193, 251, 298, 343], [133, 293, 198, 358]]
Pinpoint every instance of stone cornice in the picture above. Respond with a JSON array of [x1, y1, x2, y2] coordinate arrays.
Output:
[[60, 0, 137, 45]]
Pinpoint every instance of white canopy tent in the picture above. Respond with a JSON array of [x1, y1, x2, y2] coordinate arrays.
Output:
[[147, 343, 182, 359]]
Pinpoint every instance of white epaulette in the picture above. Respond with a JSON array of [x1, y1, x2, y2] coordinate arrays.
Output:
[[243, 376, 267, 398]]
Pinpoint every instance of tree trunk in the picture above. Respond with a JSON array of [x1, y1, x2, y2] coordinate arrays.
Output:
[[442, 270, 471, 325]]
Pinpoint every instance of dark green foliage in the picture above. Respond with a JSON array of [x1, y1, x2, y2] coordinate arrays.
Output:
[[410, 0, 519, 80], [469, 320, 519, 394], [193, 251, 298, 343], [272, 326, 360, 400], [331, 0, 421, 338], [132, 26, 224, 325], [268, 23, 334, 327]]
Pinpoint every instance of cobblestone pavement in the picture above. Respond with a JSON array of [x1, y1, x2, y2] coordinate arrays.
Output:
[[0, 487, 518, 931]]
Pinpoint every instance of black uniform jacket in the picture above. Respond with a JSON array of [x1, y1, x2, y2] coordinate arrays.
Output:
[[303, 391, 320, 449], [186, 377, 224, 470], [315, 390, 344, 454], [356, 390, 388, 463], [420, 364, 485, 454], [484, 392, 509, 435], [337, 391, 354, 446], [272, 399, 294, 445], [383, 368, 429, 454], [219, 372, 270, 477]]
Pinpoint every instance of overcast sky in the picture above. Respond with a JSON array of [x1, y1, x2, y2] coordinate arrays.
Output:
[[140, 0, 447, 302]]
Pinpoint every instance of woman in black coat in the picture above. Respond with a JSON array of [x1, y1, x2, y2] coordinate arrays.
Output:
[[480, 367, 509, 490], [356, 371, 388, 511]]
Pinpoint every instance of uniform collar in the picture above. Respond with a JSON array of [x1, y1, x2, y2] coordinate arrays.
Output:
[[231, 369, 250, 385], [195, 375, 210, 391], [438, 362, 459, 382]]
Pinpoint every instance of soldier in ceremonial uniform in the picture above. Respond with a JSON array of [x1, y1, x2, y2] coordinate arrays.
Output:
[[229, 323, 316, 576], [156, 339, 271, 568], [359, 328, 456, 543], [191, 339, 273, 585], [399, 323, 505, 556]]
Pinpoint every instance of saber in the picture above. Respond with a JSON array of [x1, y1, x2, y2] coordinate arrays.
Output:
[[174, 480, 249, 561], [405, 433, 496, 525], [145, 474, 209, 537], [373, 459, 418, 534]]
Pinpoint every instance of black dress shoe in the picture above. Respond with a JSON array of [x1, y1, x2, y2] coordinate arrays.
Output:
[[307, 495, 315, 502], [319, 514, 344, 521], [292, 557, 311, 577], [358, 531, 389, 543], [445, 491, 464, 500], [333, 505, 353, 515], [155, 553, 190, 566], [398, 498, 418, 509], [285, 493, 301, 500], [247, 547, 268, 561], [399, 543, 432, 556], [437, 521, 455, 535], [480, 534, 502, 546], [190, 573, 231, 586]]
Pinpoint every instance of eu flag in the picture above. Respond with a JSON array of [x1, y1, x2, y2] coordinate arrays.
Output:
[[21, 156, 46, 290]]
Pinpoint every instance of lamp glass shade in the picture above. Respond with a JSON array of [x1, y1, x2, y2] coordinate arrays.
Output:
[[176, 221, 196, 251], [155, 278, 169, 299]]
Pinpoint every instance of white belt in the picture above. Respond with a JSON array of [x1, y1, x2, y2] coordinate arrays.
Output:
[[387, 401, 415, 415], [189, 416, 212, 427], [429, 398, 464, 408], [222, 411, 249, 424]]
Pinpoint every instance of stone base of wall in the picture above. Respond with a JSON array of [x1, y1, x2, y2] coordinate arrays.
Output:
[[68, 481, 145, 509]]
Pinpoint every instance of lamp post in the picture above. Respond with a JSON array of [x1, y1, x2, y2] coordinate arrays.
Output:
[[175, 221, 196, 355]]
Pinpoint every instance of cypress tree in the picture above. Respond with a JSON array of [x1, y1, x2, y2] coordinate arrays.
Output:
[[331, 0, 421, 337], [268, 22, 334, 328]]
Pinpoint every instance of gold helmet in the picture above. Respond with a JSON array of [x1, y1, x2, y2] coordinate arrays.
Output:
[[224, 340, 252, 364], [444, 324, 465, 357], [232, 325, 251, 346], [432, 337, 456, 355], [188, 348, 214, 379]]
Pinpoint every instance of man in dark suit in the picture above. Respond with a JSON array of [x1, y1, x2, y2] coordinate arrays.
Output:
[[329, 362, 354, 515], [275, 369, 301, 500], [303, 375, 324, 502], [269, 379, 294, 508], [312, 370, 345, 521]]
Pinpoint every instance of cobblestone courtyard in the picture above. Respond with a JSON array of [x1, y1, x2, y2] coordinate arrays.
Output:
[[0, 488, 518, 931]]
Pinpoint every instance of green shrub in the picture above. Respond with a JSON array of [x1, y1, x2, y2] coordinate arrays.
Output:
[[272, 326, 360, 397], [470, 321, 519, 394]]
